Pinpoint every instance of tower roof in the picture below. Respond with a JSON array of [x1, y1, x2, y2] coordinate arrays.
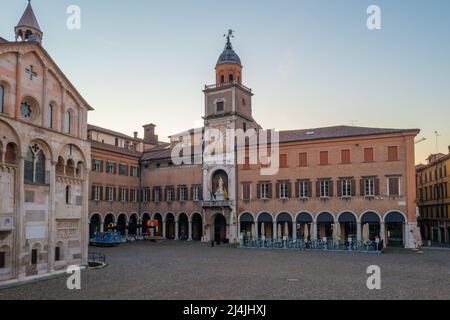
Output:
[[216, 30, 241, 66], [16, 1, 41, 32]]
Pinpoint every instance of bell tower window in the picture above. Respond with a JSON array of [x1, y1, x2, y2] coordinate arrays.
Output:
[[229, 74, 234, 83], [220, 75, 225, 84], [216, 101, 225, 113]]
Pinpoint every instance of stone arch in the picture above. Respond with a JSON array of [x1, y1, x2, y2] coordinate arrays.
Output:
[[116, 213, 127, 236], [191, 212, 203, 241], [165, 212, 175, 239], [316, 211, 335, 240], [337, 211, 358, 240], [383, 210, 407, 223], [178, 212, 189, 240], [153, 213, 163, 237], [104, 213, 116, 231], [256, 212, 274, 240], [5, 142, 18, 165], [296, 211, 314, 223], [89, 213, 102, 238], [20, 95, 40, 122], [0, 118, 22, 159], [128, 213, 139, 236], [141, 212, 151, 235]]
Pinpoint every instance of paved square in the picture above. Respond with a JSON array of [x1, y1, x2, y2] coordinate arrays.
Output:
[[0, 242, 449, 300]]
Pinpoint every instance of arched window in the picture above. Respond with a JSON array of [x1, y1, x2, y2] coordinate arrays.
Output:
[[5, 143, 17, 165], [24, 148, 34, 184], [65, 186, 71, 204], [65, 111, 71, 134], [47, 104, 53, 128], [35, 151, 46, 184], [229, 74, 234, 83], [24, 144, 46, 185], [0, 85, 4, 113]]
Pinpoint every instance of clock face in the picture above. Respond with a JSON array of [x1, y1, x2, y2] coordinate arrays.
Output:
[[21, 102, 32, 118]]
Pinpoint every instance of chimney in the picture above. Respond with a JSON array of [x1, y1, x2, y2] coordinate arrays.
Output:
[[143, 123, 158, 145], [133, 132, 138, 139]]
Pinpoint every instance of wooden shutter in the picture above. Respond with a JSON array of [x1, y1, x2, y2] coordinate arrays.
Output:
[[329, 181, 334, 197], [287, 182, 292, 198], [257, 183, 261, 199], [113, 187, 116, 201], [298, 153, 307, 167], [91, 186, 95, 200], [351, 179, 356, 196], [295, 181, 299, 198], [308, 181, 312, 198], [276, 183, 280, 199], [280, 154, 288, 168], [341, 150, 350, 164], [388, 146, 399, 161], [100, 160, 104, 172], [99, 186, 104, 201], [91, 159, 96, 171], [364, 148, 374, 162], [320, 151, 328, 165], [337, 180, 342, 197], [316, 181, 321, 198], [268, 183, 273, 199], [360, 179, 365, 196]]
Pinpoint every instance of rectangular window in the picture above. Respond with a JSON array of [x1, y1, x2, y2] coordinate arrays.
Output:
[[193, 185, 201, 202], [166, 187, 174, 202], [388, 177, 400, 196], [279, 154, 288, 168], [130, 189, 137, 202], [341, 149, 351, 164], [364, 148, 374, 162], [279, 181, 289, 199], [131, 166, 138, 177], [216, 101, 224, 113], [153, 187, 161, 202], [31, 249, 38, 265], [299, 180, 309, 198], [0, 252, 5, 269], [320, 180, 331, 198], [365, 178, 375, 197], [179, 186, 188, 201], [94, 160, 101, 173], [106, 187, 114, 202], [119, 164, 128, 176], [106, 162, 115, 174], [260, 183, 270, 200], [92, 185, 101, 201], [119, 188, 126, 202], [341, 179, 352, 197], [298, 152, 308, 167], [388, 146, 399, 161], [319, 151, 329, 165]]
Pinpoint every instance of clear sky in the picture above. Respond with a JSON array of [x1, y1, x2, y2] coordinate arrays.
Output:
[[1, 0, 450, 163]]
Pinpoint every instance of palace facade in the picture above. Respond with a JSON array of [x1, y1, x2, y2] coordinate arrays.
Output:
[[87, 32, 420, 249]]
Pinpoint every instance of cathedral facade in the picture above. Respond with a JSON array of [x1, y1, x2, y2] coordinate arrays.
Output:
[[0, 3, 91, 283]]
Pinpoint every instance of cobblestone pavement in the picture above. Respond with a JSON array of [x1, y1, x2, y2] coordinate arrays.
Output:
[[1, 241, 449, 300]]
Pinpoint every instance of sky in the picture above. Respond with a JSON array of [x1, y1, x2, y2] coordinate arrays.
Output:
[[1, 0, 450, 163]]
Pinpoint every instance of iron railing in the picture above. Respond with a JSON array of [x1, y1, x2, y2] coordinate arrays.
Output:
[[240, 239, 383, 253]]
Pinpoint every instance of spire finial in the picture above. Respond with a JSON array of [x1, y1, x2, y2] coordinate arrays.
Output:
[[224, 29, 234, 49]]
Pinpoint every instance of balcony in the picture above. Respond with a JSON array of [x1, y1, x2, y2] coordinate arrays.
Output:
[[204, 81, 252, 93], [201, 200, 233, 208]]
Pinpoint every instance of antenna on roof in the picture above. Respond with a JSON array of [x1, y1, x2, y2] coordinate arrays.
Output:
[[350, 120, 358, 127], [434, 131, 441, 154]]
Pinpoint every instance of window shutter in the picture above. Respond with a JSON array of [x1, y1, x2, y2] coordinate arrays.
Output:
[[276, 183, 280, 199], [91, 186, 95, 200], [257, 184, 261, 199], [287, 182, 292, 198], [177, 187, 180, 201], [164, 188, 167, 202], [337, 180, 342, 197], [295, 181, 299, 198], [351, 179, 356, 196], [329, 181, 334, 197], [307, 181, 312, 198], [388, 146, 399, 161], [268, 183, 273, 199], [360, 179, 365, 196], [316, 181, 320, 198], [100, 161, 104, 172], [113, 187, 116, 201], [91, 159, 96, 171], [100, 186, 103, 201]]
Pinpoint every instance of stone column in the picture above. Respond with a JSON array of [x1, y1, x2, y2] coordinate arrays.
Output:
[[188, 220, 192, 241], [312, 222, 318, 240], [254, 222, 258, 239], [41, 67, 48, 127], [15, 53, 22, 118], [47, 161, 56, 273], [175, 220, 179, 240], [14, 156, 25, 279], [272, 221, 277, 240], [380, 222, 386, 247], [81, 168, 90, 266], [125, 224, 129, 239], [292, 223, 297, 241], [357, 222, 362, 242], [162, 221, 166, 239]]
